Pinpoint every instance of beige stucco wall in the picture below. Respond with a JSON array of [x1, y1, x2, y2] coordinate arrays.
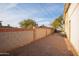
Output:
[[35, 28, 52, 40], [47, 28, 52, 35], [65, 3, 79, 55], [0, 31, 34, 52], [65, 12, 70, 40], [0, 28, 52, 52], [35, 28, 46, 40]]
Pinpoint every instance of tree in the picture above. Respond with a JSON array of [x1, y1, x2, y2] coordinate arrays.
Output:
[[7, 24, 10, 27], [39, 24, 46, 28], [0, 21, 2, 26], [19, 19, 37, 29], [51, 15, 64, 31]]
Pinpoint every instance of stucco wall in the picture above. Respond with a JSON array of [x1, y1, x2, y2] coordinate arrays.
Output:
[[0, 30, 33, 52], [65, 4, 79, 55], [35, 28, 52, 40], [0, 28, 52, 52], [35, 28, 46, 40], [65, 12, 69, 40], [47, 28, 52, 35]]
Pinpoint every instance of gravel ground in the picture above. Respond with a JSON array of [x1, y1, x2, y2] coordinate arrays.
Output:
[[9, 33, 74, 56]]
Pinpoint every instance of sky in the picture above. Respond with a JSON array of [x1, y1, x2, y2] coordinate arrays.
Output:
[[0, 3, 64, 27]]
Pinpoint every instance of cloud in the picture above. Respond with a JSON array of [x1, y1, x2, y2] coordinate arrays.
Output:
[[0, 3, 17, 12], [0, 3, 18, 25], [38, 21, 50, 27], [32, 18, 52, 27], [0, 3, 64, 27]]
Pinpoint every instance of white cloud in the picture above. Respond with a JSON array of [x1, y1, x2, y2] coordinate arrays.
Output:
[[0, 3, 18, 25], [0, 3, 23, 27], [0, 3, 17, 11], [38, 21, 50, 27], [0, 3, 63, 27]]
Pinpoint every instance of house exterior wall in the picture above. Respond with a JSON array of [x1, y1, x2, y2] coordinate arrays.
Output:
[[0, 28, 53, 52], [64, 3, 79, 55], [64, 12, 70, 40]]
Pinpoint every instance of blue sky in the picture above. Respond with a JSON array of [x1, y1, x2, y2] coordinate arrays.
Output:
[[0, 3, 64, 27]]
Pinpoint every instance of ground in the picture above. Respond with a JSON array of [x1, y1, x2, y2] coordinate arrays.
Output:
[[9, 33, 73, 56]]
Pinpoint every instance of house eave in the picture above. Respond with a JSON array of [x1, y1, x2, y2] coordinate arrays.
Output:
[[64, 3, 71, 14]]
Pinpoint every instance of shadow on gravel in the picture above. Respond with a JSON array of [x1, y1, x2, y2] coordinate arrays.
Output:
[[7, 33, 73, 56]]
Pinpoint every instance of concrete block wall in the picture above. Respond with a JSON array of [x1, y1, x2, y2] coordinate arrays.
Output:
[[0, 28, 34, 52], [35, 28, 46, 40], [0, 28, 52, 52], [47, 28, 52, 35]]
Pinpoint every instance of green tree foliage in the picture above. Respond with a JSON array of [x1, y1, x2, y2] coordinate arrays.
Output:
[[19, 19, 37, 29], [51, 15, 64, 30]]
